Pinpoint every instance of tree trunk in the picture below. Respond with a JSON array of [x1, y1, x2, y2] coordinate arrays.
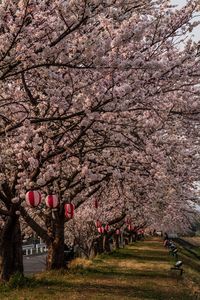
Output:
[[124, 237, 129, 245], [103, 235, 111, 253], [114, 234, 120, 249], [0, 216, 23, 281], [92, 236, 104, 255], [46, 239, 65, 270], [90, 240, 98, 257], [46, 215, 65, 270], [97, 236, 104, 254], [129, 234, 133, 243]]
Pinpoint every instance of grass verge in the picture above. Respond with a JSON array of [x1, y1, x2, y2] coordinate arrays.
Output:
[[0, 238, 199, 300]]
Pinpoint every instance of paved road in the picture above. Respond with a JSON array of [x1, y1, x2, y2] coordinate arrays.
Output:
[[23, 254, 46, 275]]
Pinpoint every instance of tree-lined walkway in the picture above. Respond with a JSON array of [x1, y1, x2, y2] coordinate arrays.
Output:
[[1, 238, 199, 299]]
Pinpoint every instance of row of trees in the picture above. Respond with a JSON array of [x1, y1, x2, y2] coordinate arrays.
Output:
[[0, 0, 200, 281]]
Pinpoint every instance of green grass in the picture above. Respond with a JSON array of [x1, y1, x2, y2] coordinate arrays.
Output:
[[0, 238, 199, 300], [175, 243, 200, 287]]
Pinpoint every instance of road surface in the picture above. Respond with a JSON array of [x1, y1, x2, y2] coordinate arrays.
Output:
[[23, 254, 46, 275]]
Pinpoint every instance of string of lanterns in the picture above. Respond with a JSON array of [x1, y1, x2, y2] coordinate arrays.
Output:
[[94, 199, 120, 235], [25, 190, 74, 219], [25, 193, 132, 235]]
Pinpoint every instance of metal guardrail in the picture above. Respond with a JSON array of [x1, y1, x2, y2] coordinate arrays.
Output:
[[168, 234, 178, 238], [35, 243, 47, 254], [22, 243, 47, 256], [172, 238, 200, 260], [22, 244, 35, 256]]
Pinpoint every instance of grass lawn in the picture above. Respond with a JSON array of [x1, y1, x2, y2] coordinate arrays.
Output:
[[182, 237, 200, 247], [1, 238, 199, 300]]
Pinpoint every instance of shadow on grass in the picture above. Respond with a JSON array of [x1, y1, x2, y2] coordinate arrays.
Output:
[[98, 251, 136, 260], [0, 275, 68, 292], [0, 274, 193, 300], [76, 266, 172, 280], [1, 277, 192, 300], [75, 281, 192, 300], [127, 254, 170, 262], [97, 249, 170, 263]]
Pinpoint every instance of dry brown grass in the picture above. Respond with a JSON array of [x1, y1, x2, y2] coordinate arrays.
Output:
[[68, 257, 93, 269], [183, 236, 200, 247]]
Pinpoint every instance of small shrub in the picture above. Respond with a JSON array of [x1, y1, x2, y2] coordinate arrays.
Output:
[[8, 272, 37, 289], [0, 283, 10, 293], [68, 258, 92, 273]]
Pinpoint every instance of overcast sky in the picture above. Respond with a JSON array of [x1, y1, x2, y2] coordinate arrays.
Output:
[[171, 0, 200, 42]]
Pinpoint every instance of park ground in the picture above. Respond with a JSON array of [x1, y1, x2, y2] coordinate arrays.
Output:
[[1, 237, 200, 300]]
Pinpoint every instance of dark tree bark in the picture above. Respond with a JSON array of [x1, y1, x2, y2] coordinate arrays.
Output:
[[46, 212, 65, 270], [92, 235, 104, 255], [114, 234, 120, 249], [103, 234, 111, 253], [0, 216, 23, 281]]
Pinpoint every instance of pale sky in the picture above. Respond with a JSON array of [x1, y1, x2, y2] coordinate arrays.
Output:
[[171, 0, 200, 42], [171, 0, 187, 7]]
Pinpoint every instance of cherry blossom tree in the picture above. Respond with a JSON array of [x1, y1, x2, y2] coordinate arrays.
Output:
[[0, 0, 200, 281]]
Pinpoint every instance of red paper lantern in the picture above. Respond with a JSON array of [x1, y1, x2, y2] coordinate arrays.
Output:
[[128, 224, 132, 231], [116, 229, 120, 235], [138, 229, 144, 235], [45, 195, 59, 208], [126, 217, 132, 225], [25, 190, 41, 207], [104, 224, 110, 232], [96, 220, 101, 228], [65, 203, 75, 219], [94, 198, 98, 209], [98, 226, 104, 234]]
